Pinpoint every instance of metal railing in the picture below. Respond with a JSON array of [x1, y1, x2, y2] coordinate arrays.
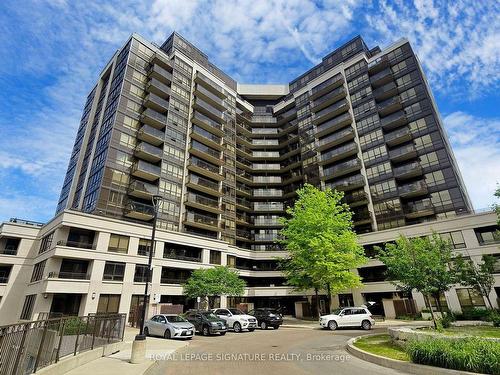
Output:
[[47, 272, 90, 280], [56, 240, 96, 250], [0, 314, 125, 375]]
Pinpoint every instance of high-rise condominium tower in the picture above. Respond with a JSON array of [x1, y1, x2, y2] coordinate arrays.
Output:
[[56, 32, 472, 251]]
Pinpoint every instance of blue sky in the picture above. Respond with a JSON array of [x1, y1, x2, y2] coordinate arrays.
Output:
[[0, 0, 499, 222]]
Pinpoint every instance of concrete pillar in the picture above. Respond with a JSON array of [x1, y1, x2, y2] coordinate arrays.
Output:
[[352, 290, 364, 306], [412, 291, 427, 311], [220, 295, 228, 308], [330, 294, 340, 309], [154, 241, 164, 259], [129, 237, 140, 256], [202, 248, 210, 264], [445, 289, 462, 314]]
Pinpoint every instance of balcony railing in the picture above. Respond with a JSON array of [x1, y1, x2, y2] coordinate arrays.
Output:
[[373, 81, 398, 101], [253, 189, 283, 197], [320, 142, 358, 163], [189, 157, 220, 175], [236, 198, 252, 209], [0, 249, 17, 255], [312, 100, 349, 124], [135, 142, 163, 161], [189, 174, 220, 192], [138, 124, 164, 146], [47, 272, 90, 280], [368, 55, 389, 73], [323, 158, 361, 178], [253, 151, 280, 158], [311, 86, 346, 111], [147, 78, 171, 98], [318, 127, 354, 149], [195, 83, 225, 109], [148, 63, 173, 84], [131, 160, 161, 181], [56, 240, 96, 249], [185, 211, 219, 227], [141, 108, 168, 129], [393, 161, 423, 179], [194, 98, 225, 121], [143, 92, 169, 112], [252, 128, 278, 135], [315, 112, 352, 136], [389, 143, 417, 162], [191, 140, 221, 160], [253, 219, 282, 226], [186, 192, 219, 209], [398, 180, 428, 197], [377, 95, 402, 116], [160, 278, 189, 284], [327, 175, 365, 191], [124, 200, 155, 219], [252, 163, 281, 170], [370, 67, 393, 87], [380, 110, 407, 130], [310, 74, 343, 98], [192, 125, 222, 145], [253, 176, 282, 184], [252, 139, 279, 146], [192, 111, 223, 132], [405, 199, 435, 217], [195, 72, 225, 98], [253, 202, 284, 211], [163, 252, 202, 262], [385, 126, 411, 146]]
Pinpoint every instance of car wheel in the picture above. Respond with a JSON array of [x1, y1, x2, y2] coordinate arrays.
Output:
[[260, 321, 267, 330], [233, 322, 242, 333], [202, 326, 210, 336], [361, 320, 372, 330], [273, 326, 279, 330], [219, 332, 226, 336], [328, 320, 338, 331], [164, 329, 171, 339], [144, 327, 149, 337]]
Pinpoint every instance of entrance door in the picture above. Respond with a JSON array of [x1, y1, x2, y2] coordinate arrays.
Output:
[[97, 294, 120, 314], [129, 295, 145, 327], [50, 294, 82, 316]]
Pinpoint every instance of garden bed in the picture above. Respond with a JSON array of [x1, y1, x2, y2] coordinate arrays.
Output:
[[353, 334, 408, 361]]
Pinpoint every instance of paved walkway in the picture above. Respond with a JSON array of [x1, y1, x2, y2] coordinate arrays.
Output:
[[65, 327, 189, 375]]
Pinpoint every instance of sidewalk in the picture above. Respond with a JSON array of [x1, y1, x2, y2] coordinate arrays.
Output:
[[65, 327, 189, 375]]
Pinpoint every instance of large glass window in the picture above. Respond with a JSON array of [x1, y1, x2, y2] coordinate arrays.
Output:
[[210, 250, 221, 265], [108, 234, 130, 253], [20, 295, 37, 320], [103, 261, 125, 281], [456, 288, 485, 308], [440, 231, 466, 249], [97, 294, 121, 314], [134, 264, 149, 283]]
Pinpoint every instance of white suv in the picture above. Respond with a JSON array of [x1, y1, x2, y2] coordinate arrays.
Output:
[[319, 307, 375, 330], [212, 308, 257, 332]]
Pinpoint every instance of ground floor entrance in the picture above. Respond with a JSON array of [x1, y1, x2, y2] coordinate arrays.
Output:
[[50, 294, 82, 317]]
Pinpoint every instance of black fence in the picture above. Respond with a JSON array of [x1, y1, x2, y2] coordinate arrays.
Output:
[[0, 313, 126, 375]]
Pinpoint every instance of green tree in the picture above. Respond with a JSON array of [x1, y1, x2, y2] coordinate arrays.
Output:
[[279, 184, 367, 317], [494, 185, 500, 225], [183, 266, 246, 309], [453, 255, 496, 309], [378, 234, 456, 328]]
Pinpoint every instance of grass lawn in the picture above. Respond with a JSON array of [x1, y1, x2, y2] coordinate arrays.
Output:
[[419, 326, 500, 338], [353, 334, 409, 361]]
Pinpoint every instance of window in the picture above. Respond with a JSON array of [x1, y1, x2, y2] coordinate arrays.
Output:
[[391, 59, 408, 75], [366, 162, 392, 180], [31, 260, 46, 282], [440, 231, 466, 249], [162, 163, 183, 179], [227, 255, 236, 267], [97, 294, 121, 314], [456, 288, 486, 308], [419, 151, 439, 168], [363, 145, 387, 163], [39, 231, 54, 254], [348, 73, 369, 92], [20, 295, 37, 320], [108, 234, 129, 253], [414, 134, 433, 151], [103, 262, 125, 281], [491, 255, 500, 273], [0, 265, 12, 283], [373, 199, 402, 216], [359, 129, 383, 148], [345, 60, 367, 79], [356, 114, 379, 134], [425, 292, 449, 312], [134, 264, 149, 283], [370, 179, 397, 198], [378, 218, 405, 230], [209, 250, 221, 265], [474, 226, 500, 245], [409, 116, 430, 134], [353, 100, 375, 118], [430, 190, 453, 209], [425, 170, 445, 187], [138, 239, 152, 256]]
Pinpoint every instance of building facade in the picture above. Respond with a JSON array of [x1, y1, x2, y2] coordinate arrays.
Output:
[[0, 32, 496, 325]]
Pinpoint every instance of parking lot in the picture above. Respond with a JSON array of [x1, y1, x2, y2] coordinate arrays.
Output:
[[153, 326, 408, 375]]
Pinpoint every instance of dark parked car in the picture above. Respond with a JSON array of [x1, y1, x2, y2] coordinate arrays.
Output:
[[185, 310, 228, 336], [248, 308, 283, 330]]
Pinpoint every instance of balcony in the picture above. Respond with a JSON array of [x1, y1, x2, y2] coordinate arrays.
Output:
[[385, 126, 412, 146], [236, 170, 253, 184], [315, 112, 352, 137], [47, 271, 90, 280], [194, 84, 226, 111], [252, 128, 278, 135], [253, 189, 283, 198], [184, 211, 220, 232], [389, 143, 417, 162], [236, 197, 252, 211], [163, 252, 201, 263], [124, 200, 155, 220], [380, 110, 407, 131], [150, 54, 173, 72], [253, 218, 282, 227], [236, 183, 252, 198], [322, 158, 362, 179], [311, 86, 346, 112], [393, 161, 423, 180], [148, 63, 173, 85], [252, 163, 281, 171], [353, 208, 373, 225], [187, 157, 223, 181], [236, 229, 252, 241], [343, 190, 369, 207], [131, 160, 161, 181], [128, 179, 158, 200], [134, 142, 163, 162], [405, 199, 435, 219], [310, 74, 344, 100], [137, 124, 164, 146], [141, 108, 168, 129], [251, 139, 280, 147], [193, 98, 225, 123], [185, 192, 221, 214], [373, 81, 398, 101], [275, 107, 297, 125], [192, 111, 224, 136], [194, 72, 226, 99], [370, 67, 393, 87], [191, 125, 223, 150], [254, 234, 279, 242], [189, 140, 223, 166], [312, 99, 350, 125], [327, 175, 365, 192], [236, 213, 250, 225], [253, 176, 282, 184], [320, 142, 358, 165], [253, 202, 284, 212], [317, 126, 355, 151], [398, 180, 428, 198], [187, 174, 221, 196], [143, 92, 169, 113], [368, 55, 390, 74], [147, 78, 171, 98], [252, 151, 280, 159], [377, 96, 402, 117]]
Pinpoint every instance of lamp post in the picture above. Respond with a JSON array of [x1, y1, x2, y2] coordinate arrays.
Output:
[[135, 194, 162, 341]]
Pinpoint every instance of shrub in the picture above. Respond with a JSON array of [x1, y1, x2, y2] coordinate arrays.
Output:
[[487, 310, 500, 327], [406, 337, 500, 374], [63, 317, 89, 335], [440, 313, 456, 328], [456, 307, 490, 321]]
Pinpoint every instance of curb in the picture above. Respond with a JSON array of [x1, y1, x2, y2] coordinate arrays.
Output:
[[346, 335, 481, 375]]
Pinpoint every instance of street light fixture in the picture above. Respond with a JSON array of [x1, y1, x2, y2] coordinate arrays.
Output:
[[135, 194, 162, 341]]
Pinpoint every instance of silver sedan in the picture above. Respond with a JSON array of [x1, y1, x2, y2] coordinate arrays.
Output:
[[144, 314, 194, 339]]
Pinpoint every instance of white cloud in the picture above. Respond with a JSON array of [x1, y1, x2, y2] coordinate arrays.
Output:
[[443, 112, 500, 209]]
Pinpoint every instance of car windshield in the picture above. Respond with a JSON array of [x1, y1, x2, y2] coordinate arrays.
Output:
[[332, 308, 343, 315], [228, 308, 244, 315], [260, 309, 278, 314], [201, 312, 220, 321], [166, 315, 187, 323]]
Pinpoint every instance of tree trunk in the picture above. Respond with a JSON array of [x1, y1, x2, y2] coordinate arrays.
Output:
[[314, 288, 320, 318], [434, 293, 444, 316], [326, 284, 332, 314], [207, 296, 215, 310], [424, 294, 438, 329], [485, 294, 493, 310]]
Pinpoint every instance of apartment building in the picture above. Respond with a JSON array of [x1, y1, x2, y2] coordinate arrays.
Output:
[[0, 32, 496, 324]]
